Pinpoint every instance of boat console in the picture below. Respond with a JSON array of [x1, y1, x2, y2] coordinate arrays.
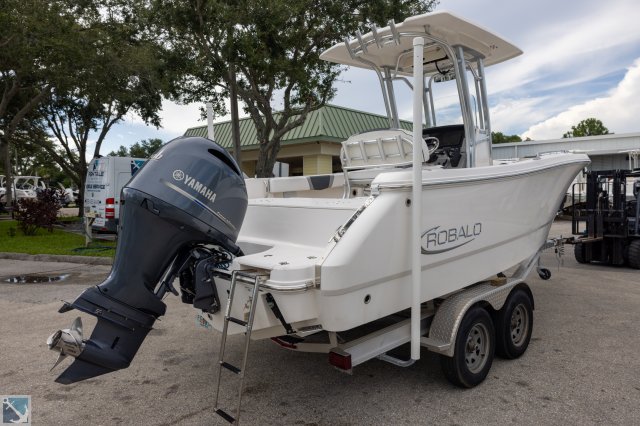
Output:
[[424, 124, 466, 168]]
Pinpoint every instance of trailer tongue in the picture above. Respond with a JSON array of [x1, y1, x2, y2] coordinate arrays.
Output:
[[48, 136, 248, 383]]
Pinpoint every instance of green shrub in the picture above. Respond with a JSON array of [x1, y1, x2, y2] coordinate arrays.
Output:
[[14, 189, 63, 235]]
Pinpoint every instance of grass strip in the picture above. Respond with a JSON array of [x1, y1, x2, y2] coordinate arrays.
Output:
[[0, 220, 116, 258]]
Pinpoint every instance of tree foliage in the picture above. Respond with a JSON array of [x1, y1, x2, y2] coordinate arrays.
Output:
[[145, 0, 438, 177], [1, 117, 72, 186], [491, 132, 522, 144], [108, 138, 164, 158], [1, 1, 172, 210], [0, 0, 80, 138], [26, 1, 174, 214], [0, 0, 82, 203], [562, 118, 610, 138]]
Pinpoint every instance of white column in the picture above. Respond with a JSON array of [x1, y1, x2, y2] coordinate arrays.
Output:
[[206, 102, 215, 141], [411, 37, 424, 361]]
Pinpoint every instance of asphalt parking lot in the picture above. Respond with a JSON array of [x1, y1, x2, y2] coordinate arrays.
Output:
[[0, 220, 638, 425]]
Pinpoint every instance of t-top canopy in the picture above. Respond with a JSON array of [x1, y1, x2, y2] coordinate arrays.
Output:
[[320, 11, 522, 76]]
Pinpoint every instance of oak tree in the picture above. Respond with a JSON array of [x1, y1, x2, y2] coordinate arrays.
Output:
[[0, 0, 80, 203], [492, 132, 522, 144], [31, 1, 172, 214], [146, 0, 438, 177], [562, 118, 610, 138], [109, 138, 164, 158]]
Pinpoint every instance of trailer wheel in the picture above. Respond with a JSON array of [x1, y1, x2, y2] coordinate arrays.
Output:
[[628, 240, 640, 269], [495, 289, 533, 359], [574, 243, 588, 264], [440, 306, 495, 388]]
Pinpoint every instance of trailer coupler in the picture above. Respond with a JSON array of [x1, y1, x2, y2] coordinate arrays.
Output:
[[537, 236, 575, 279]]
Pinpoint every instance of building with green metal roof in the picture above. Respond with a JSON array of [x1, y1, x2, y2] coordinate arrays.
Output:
[[184, 104, 411, 176]]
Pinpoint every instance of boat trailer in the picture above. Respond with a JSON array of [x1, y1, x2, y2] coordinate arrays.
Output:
[[209, 239, 562, 423]]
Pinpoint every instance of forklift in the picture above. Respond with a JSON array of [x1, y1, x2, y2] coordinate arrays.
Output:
[[572, 169, 640, 268]]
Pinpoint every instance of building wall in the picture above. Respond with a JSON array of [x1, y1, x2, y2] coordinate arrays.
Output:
[[303, 154, 333, 175], [492, 133, 640, 171], [239, 141, 342, 177], [589, 155, 633, 171]]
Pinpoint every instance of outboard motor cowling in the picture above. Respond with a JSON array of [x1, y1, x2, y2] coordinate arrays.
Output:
[[48, 137, 247, 384]]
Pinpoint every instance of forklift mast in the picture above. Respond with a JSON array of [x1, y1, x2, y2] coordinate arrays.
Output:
[[572, 169, 640, 268]]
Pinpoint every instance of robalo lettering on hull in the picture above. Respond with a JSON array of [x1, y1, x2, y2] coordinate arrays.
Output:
[[421, 223, 482, 254]]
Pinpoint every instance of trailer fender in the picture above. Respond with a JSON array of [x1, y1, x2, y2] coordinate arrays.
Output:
[[421, 281, 529, 357]]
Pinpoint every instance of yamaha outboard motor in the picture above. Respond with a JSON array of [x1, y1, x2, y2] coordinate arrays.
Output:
[[47, 137, 247, 384]]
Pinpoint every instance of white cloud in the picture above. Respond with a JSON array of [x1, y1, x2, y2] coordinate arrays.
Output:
[[126, 99, 205, 135], [443, 0, 640, 96], [490, 97, 551, 134], [333, 0, 640, 136], [522, 57, 640, 140], [103, 97, 242, 155]]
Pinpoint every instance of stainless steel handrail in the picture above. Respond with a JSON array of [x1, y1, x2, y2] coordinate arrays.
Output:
[[214, 270, 315, 293]]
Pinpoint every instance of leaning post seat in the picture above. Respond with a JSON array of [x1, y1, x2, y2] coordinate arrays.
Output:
[[340, 129, 431, 197]]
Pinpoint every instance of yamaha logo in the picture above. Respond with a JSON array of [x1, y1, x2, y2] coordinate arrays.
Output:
[[172, 170, 185, 181], [170, 169, 217, 204]]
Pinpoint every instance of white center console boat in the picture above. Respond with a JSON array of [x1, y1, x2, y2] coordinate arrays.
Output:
[[48, 10, 590, 425], [210, 12, 589, 342]]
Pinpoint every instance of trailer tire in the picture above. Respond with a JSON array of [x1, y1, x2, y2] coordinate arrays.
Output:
[[495, 289, 533, 359], [628, 240, 640, 269], [440, 306, 495, 388], [574, 243, 588, 264]]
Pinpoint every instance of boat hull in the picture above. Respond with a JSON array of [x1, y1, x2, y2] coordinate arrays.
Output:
[[210, 153, 590, 339]]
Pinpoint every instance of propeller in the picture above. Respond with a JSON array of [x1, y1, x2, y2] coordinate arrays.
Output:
[[47, 317, 85, 371]]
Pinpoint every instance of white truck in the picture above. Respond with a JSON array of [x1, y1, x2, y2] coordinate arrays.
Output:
[[84, 156, 146, 232]]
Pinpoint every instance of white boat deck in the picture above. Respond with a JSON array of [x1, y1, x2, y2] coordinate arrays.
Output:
[[235, 197, 365, 288]]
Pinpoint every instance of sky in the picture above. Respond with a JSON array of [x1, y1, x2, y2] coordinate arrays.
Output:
[[99, 0, 640, 154]]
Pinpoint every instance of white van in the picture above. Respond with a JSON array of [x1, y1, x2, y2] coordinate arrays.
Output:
[[85, 156, 146, 232]]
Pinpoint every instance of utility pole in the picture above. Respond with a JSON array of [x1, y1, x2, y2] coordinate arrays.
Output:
[[206, 103, 215, 140], [229, 66, 242, 168], [227, 26, 242, 171]]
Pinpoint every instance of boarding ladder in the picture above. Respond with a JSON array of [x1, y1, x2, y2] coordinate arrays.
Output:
[[213, 270, 266, 424]]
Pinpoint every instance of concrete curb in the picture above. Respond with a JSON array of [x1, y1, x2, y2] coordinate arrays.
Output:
[[0, 252, 113, 265]]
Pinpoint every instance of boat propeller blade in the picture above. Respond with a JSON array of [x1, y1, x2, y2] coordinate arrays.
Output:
[[47, 317, 85, 371], [50, 353, 67, 372]]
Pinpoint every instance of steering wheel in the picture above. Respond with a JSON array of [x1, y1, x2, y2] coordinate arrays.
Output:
[[423, 136, 440, 155]]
